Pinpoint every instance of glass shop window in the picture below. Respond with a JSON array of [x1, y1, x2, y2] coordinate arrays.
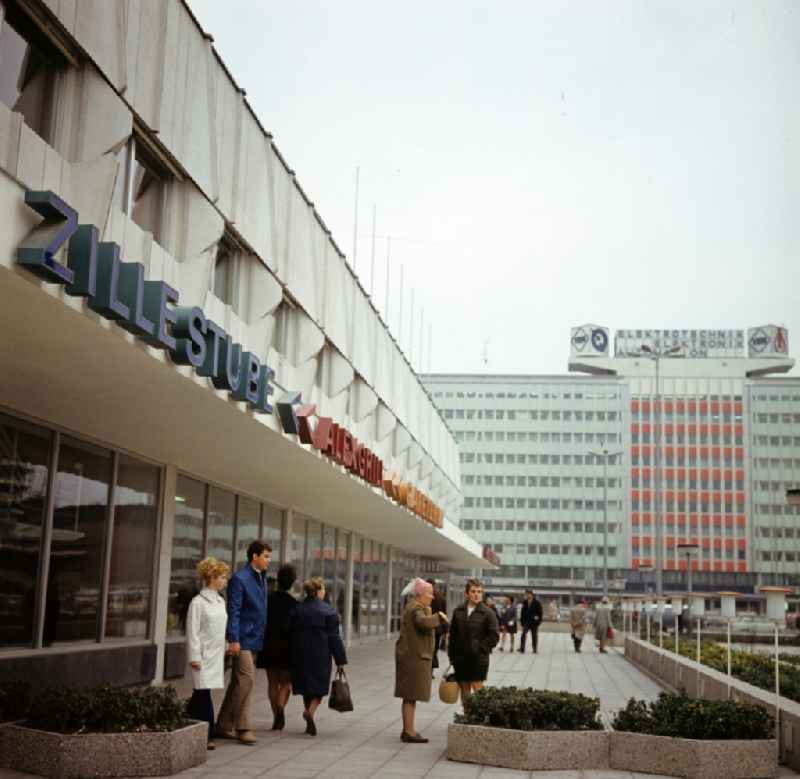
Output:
[[49, 437, 111, 645], [168, 475, 205, 637], [0, 414, 51, 649], [105, 455, 159, 640]]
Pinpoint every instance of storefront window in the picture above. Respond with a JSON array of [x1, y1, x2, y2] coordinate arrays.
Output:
[[0, 415, 51, 649], [373, 544, 386, 636], [235, 496, 260, 570], [206, 486, 235, 567], [289, 515, 306, 597], [359, 539, 370, 637], [261, 504, 283, 568], [168, 476, 205, 637], [322, 525, 335, 605], [306, 518, 322, 600], [105, 455, 159, 640], [49, 437, 110, 645], [334, 529, 348, 623]]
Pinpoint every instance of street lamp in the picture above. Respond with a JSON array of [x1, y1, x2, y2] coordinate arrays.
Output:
[[589, 439, 623, 597], [677, 542, 700, 628], [636, 342, 685, 596]]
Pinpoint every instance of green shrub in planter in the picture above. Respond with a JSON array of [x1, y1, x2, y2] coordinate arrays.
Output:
[[455, 687, 603, 731], [613, 692, 774, 740], [25, 684, 188, 734], [0, 681, 31, 722]]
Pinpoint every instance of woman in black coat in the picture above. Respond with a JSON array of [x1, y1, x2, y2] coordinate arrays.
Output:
[[257, 564, 297, 731], [448, 578, 499, 700], [289, 576, 347, 736]]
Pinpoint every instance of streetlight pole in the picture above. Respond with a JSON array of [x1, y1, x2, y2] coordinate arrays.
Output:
[[637, 343, 684, 596], [677, 543, 698, 636], [590, 439, 623, 597]]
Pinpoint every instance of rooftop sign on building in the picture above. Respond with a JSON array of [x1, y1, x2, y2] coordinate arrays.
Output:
[[614, 329, 745, 359], [570, 324, 610, 358], [747, 325, 788, 358]]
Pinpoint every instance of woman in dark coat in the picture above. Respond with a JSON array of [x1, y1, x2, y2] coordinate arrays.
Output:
[[448, 578, 499, 701], [257, 564, 297, 731], [289, 576, 347, 736]]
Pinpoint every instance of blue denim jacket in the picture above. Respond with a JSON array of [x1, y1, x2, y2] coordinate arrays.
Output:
[[225, 565, 267, 651]]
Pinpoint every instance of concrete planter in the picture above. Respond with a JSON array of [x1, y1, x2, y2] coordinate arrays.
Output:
[[610, 731, 777, 779], [447, 723, 609, 771], [0, 720, 207, 778]]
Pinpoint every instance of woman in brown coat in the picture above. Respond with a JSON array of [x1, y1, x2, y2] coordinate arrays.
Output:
[[394, 578, 448, 743]]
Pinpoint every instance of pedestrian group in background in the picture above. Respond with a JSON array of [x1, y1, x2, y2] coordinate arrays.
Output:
[[187, 542, 617, 750]]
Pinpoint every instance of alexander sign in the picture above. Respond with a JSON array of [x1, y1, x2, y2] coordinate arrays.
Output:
[[16, 191, 275, 412], [277, 396, 443, 528]]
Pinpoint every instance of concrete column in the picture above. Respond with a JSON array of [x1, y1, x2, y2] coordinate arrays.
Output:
[[385, 546, 393, 638], [344, 532, 356, 647], [152, 465, 177, 684], [281, 508, 293, 568]]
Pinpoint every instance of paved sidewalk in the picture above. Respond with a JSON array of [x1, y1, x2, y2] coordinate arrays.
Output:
[[1, 632, 797, 779]]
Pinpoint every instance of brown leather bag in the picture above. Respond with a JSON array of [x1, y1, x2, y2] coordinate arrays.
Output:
[[329, 667, 353, 713]]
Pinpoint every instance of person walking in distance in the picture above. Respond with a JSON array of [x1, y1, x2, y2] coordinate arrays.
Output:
[[186, 557, 230, 750], [569, 599, 588, 653], [595, 596, 612, 654], [395, 578, 449, 743], [216, 541, 270, 745], [289, 577, 347, 736], [448, 578, 499, 701], [519, 590, 543, 653], [498, 595, 517, 652], [257, 564, 297, 731]]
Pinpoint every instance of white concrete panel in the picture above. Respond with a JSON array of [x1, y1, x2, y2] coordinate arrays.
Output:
[[350, 290, 375, 386], [245, 262, 282, 323], [74, 0, 127, 91], [42, 146, 64, 194], [406, 442, 423, 470], [321, 245, 348, 349], [286, 308, 325, 367], [132, 0, 169, 130], [284, 189, 318, 322], [351, 377, 378, 423], [155, 0, 187, 150], [212, 68, 241, 216], [321, 343, 354, 398], [175, 248, 212, 307], [420, 455, 433, 479], [0, 104, 22, 177], [376, 402, 397, 441], [393, 424, 412, 458], [0, 173, 39, 269], [177, 184, 223, 259], [74, 68, 132, 162], [16, 124, 47, 190], [235, 120, 271, 263]]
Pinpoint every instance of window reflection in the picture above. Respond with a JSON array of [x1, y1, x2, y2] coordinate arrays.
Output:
[[206, 487, 235, 568], [235, 496, 260, 570], [0, 415, 50, 649], [168, 476, 205, 637], [50, 438, 111, 645], [105, 455, 158, 640]]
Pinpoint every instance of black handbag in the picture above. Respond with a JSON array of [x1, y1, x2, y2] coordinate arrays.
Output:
[[329, 667, 353, 712]]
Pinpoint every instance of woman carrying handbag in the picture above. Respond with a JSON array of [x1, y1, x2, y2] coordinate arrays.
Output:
[[394, 578, 448, 743]]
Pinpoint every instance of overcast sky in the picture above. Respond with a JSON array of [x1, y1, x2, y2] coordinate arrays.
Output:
[[188, 0, 799, 377]]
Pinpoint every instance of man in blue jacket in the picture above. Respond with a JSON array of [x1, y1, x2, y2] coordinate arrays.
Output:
[[216, 540, 270, 744]]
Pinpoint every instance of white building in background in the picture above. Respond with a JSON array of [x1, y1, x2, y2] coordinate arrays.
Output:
[[0, 0, 484, 690], [423, 324, 800, 600]]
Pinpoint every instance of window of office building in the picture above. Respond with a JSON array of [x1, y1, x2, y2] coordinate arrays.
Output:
[[0, 2, 65, 143], [206, 486, 235, 568], [105, 454, 159, 640]]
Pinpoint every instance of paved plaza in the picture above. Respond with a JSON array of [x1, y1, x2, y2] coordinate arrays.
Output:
[[1, 631, 798, 779]]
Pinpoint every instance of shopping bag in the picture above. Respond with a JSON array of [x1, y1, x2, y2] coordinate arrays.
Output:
[[439, 665, 459, 704], [329, 667, 353, 712], [607, 627, 614, 640]]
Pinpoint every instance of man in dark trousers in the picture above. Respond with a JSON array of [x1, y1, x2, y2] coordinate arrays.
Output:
[[217, 540, 271, 744], [519, 590, 543, 653]]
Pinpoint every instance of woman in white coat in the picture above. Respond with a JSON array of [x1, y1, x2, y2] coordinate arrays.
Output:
[[186, 557, 230, 749]]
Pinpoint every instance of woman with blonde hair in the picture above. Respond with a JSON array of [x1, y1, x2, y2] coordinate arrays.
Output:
[[186, 557, 230, 750], [394, 578, 448, 743], [289, 577, 347, 736]]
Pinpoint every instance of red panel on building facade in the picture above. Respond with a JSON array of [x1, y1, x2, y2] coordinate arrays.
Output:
[[737, 538, 746, 549], [737, 562, 747, 573], [726, 562, 735, 572]]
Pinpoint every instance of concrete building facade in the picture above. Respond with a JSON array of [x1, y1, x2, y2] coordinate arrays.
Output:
[[0, 0, 483, 689]]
